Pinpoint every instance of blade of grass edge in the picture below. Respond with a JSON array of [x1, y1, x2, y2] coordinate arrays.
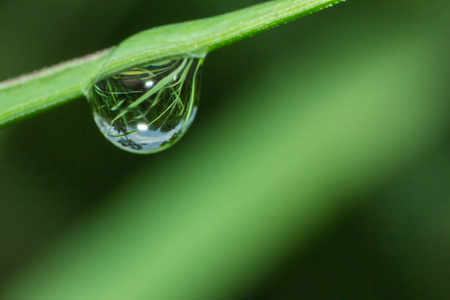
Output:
[[0, 0, 343, 128]]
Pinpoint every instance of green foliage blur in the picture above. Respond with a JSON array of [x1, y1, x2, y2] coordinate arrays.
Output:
[[0, 0, 449, 299]]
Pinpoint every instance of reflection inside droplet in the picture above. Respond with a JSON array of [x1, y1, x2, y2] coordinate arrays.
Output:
[[86, 57, 203, 154], [137, 124, 149, 131]]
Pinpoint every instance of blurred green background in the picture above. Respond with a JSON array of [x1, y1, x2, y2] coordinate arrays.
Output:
[[0, 0, 449, 299]]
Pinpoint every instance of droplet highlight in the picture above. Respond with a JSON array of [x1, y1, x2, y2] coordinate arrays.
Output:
[[86, 57, 203, 154]]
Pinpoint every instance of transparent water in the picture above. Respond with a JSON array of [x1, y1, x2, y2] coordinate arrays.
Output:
[[86, 57, 203, 154]]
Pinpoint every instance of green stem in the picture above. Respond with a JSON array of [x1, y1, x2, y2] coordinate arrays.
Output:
[[0, 0, 342, 128]]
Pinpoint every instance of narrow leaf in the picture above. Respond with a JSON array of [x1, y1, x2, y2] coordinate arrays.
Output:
[[0, 0, 342, 128]]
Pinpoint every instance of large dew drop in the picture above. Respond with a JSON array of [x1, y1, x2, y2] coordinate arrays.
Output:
[[86, 57, 203, 154]]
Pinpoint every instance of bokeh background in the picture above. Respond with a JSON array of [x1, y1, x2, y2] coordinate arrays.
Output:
[[0, 0, 449, 299]]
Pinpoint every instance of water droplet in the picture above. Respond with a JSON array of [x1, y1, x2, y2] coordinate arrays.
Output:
[[86, 57, 203, 154]]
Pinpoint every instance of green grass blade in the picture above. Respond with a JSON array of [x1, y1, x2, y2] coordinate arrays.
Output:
[[0, 50, 111, 128], [0, 0, 343, 128]]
